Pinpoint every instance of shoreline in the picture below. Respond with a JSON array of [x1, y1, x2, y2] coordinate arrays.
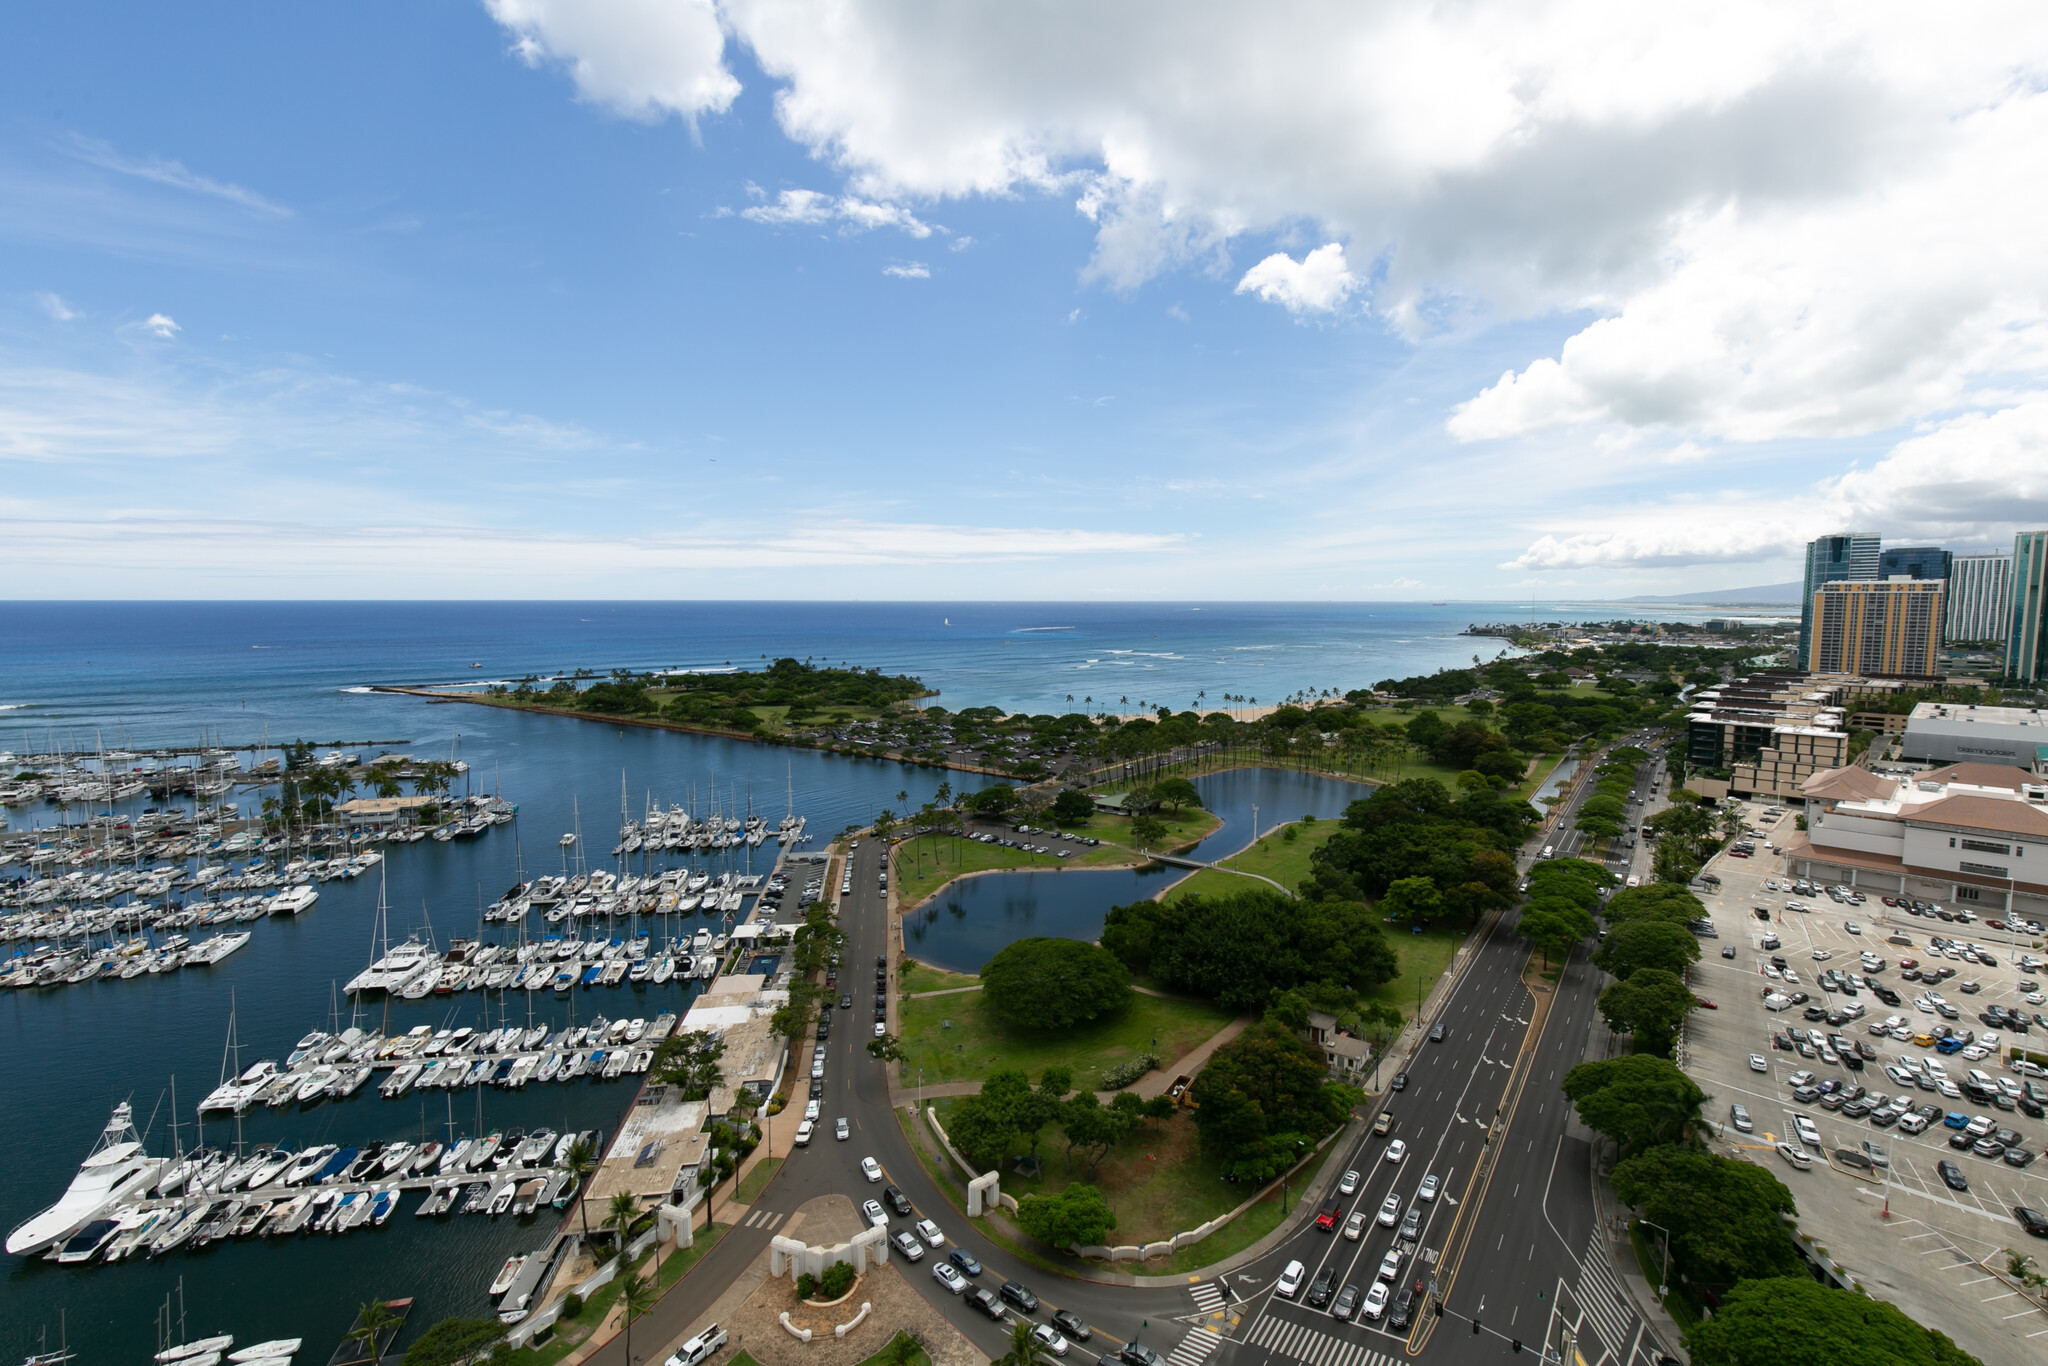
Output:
[[373, 686, 1026, 781]]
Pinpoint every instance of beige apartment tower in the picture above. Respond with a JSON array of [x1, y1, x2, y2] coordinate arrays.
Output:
[[1807, 579, 1944, 676]]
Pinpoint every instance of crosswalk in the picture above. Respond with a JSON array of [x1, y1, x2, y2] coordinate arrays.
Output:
[[739, 1207, 787, 1230], [1574, 1231, 1639, 1357], [1189, 1282, 1227, 1315], [1241, 1314, 1403, 1366], [1165, 1327, 1224, 1366]]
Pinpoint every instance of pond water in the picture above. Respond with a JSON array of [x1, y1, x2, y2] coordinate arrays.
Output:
[[1529, 755, 1579, 812], [902, 766, 1375, 972]]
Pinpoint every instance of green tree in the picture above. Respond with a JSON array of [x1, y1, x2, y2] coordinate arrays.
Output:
[[982, 937, 1132, 1031], [1189, 1021, 1350, 1173], [1016, 1182, 1119, 1248], [604, 1191, 641, 1255], [1379, 875, 1446, 928], [562, 1138, 598, 1238], [1561, 1054, 1706, 1155], [1612, 1145, 1802, 1286], [1130, 813, 1168, 846], [1593, 918, 1701, 981], [1598, 968, 1696, 1056], [1101, 888, 1396, 1009], [399, 1318, 508, 1366], [652, 1030, 726, 1099], [348, 1301, 402, 1366], [1051, 788, 1095, 824], [1517, 902, 1594, 969], [1152, 777, 1202, 812], [997, 1317, 1060, 1366], [615, 1267, 657, 1366], [1601, 883, 1704, 927], [1651, 837, 1702, 886], [968, 785, 1019, 817], [1059, 1091, 1140, 1178], [868, 1032, 904, 1062], [1685, 1276, 1981, 1366]]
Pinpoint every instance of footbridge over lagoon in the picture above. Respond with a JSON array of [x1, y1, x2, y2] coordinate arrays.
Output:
[[1138, 849, 1295, 897]]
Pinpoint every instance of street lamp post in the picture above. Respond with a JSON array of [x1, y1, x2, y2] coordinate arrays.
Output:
[[1641, 1219, 1673, 1298]]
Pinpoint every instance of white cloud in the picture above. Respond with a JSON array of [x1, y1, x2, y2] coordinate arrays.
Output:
[[34, 292, 78, 321], [1505, 396, 2048, 570], [1235, 244, 1356, 315], [882, 262, 929, 278], [483, 0, 738, 123], [739, 188, 933, 237], [142, 313, 180, 340], [66, 133, 290, 217], [489, 1, 2048, 447]]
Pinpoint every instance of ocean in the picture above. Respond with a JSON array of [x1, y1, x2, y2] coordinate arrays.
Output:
[[0, 599, 1731, 1362]]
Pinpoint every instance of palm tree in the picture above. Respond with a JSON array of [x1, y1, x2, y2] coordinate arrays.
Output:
[[563, 1138, 598, 1241], [605, 1191, 641, 1258], [616, 1267, 657, 1364], [998, 1318, 1056, 1366], [348, 1301, 400, 1366]]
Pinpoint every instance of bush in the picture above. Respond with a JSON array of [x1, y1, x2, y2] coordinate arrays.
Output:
[[1099, 1052, 1160, 1090], [796, 1272, 818, 1300], [820, 1260, 857, 1299], [559, 1292, 584, 1320]]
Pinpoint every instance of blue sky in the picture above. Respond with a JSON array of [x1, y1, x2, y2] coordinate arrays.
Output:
[[3, 3, 2045, 599]]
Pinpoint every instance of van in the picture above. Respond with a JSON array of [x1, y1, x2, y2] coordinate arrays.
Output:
[[665, 1323, 729, 1366]]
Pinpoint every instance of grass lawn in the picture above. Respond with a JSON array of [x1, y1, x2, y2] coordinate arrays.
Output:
[[1163, 818, 1342, 902], [857, 1333, 931, 1366], [898, 959, 981, 993], [899, 985, 1235, 1089], [931, 1100, 1260, 1246], [1359, 924, 1466, 1021], [1158, 1188, 1285, 1273], [734, 1156, 782, 1204], [1040, 806, 1221, 847]]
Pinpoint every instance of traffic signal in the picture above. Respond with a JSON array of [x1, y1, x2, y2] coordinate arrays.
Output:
[[1512, 1341, 1522, 1354], [1473, 1319, 1481, 1335]]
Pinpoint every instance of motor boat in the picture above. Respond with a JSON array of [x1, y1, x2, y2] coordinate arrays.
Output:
[[6, 1103, 165, 1256]]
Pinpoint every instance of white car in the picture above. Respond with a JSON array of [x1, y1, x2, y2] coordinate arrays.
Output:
[[1789, 1069, 1816, 1087], [805, 1100, 821, 1121], [1781, 969, 1800, 985], [1377, 1248, 1403, 1281], [862, 1199, 888, 1229], [1030, 1326, 1069, 1357], [835, 1118, 851, 1141], [1362, 1282, 1390, 1320], [1979, 1033, 2002, 1050], [1343, 1211, 1367, 1241], [1763, 965, 1782, 980], [1384, 1139, 1407, 1165], [1277, 1260, 1305, 1299], [1962, 1045, 1990, 1062], [874, 1022, 886, 1038], [933, 1261, 966, 1294], [915, 1217, 945, 1247], [1793, 1115, 1822, 1148], [1812, 948, 1831, 961], [1338, 1170, 1360, 1195], [1749, 1054, 1768, 1073], [1418, 1174, 1440, 1202], [1377, 1194, 1401, 1227], [892, 1230, 925, 1261], [861, 1157, 882, 1182]]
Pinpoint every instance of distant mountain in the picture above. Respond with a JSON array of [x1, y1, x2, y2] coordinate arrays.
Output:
[[1619, 581, 1803, 606]]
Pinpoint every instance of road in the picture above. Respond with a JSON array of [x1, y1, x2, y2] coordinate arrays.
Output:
[[607, 742, 1682, 1366]]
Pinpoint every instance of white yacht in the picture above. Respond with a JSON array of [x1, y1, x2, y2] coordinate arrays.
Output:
[[6, 1103, 164, 1256], [268, 886, 318, 916], [344, 935, 437, 994]]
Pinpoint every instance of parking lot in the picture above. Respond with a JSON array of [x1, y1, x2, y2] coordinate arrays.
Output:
[[1676, 820, 2048, 1361]]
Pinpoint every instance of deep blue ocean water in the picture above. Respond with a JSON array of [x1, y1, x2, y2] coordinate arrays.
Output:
[[0, 600, 1715, 1362]]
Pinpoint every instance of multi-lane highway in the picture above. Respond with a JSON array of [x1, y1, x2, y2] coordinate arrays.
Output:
[[607, 744, 1681, 1366]]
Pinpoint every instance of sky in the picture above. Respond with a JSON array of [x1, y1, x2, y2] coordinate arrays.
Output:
[[3, 2, 2047, 600]]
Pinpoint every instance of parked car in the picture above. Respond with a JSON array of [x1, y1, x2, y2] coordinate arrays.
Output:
[[932, 1261, 966, 1294]]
